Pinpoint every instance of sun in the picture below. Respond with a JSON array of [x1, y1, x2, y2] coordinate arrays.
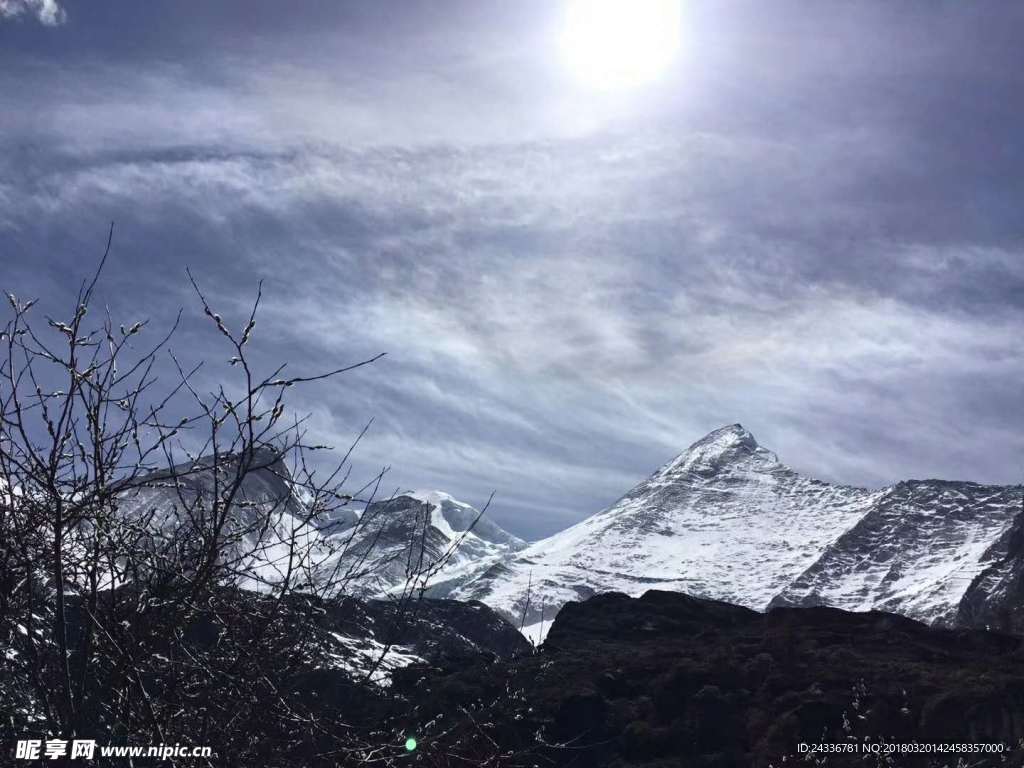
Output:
[[560, 0, 682, 90]]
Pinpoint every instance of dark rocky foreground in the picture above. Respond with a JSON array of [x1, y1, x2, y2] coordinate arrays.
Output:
[[9, 587, 1024, 766], [1, 587, 530, 766], [389, 591, 1024, 767]]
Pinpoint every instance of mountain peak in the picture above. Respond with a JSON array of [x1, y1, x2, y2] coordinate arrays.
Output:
[[400, 489, 527, 551], [695, 423, 758, 450], [657, 424, 773, 479], [403, 489, 459, 507]]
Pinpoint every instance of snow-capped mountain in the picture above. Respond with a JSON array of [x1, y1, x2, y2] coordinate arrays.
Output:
[[114, 430, 1024, 641], [324, 490, 527, 597], [451, 424, 1024, 641], [954, 497, 1024, 633], [771, 479, 1021, 625], [114, 448, 325, 589], [116, 453, 525, 597]]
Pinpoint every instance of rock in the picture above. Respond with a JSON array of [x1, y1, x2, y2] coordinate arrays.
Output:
[[401, 590, 1024, 766]]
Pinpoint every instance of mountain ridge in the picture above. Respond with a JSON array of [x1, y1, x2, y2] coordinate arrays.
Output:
[[445, 424, 1024, 640], [115, 428, 1024, 640]]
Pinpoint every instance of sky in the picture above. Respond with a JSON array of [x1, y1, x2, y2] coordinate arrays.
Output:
[[2, 0, 1023, 539]]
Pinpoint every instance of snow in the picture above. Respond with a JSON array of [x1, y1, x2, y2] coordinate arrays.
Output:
[[255, 487, 532, 601], [324, 631, 425, 687], [453, 425, 1023, 642], [776, 480, 1020, 624], [405, 489, 459, 509], [49, 426, 1019, 649], [453, 425, 874, 640], [519, 619, 549, 648], [108, 459, 526, 602]]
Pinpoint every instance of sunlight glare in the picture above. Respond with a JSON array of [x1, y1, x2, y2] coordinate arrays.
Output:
[[561, 0, 682, 90]]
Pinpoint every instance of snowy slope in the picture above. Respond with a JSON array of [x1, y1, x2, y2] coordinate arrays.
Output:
[[452, 424, 1023, 641], [452, 425, 876, 632], [114, 454, 525, 598], [113, 449, 331, 590], [325, 490, 527, 597], [772, 480, 1022, 625], [956, 503, 1024, 633]]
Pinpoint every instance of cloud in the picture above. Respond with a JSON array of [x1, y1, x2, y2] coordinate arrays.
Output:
[[0, 0, 65, 25], [2, 1, 1023, 537], [4, 127, 1024, 539]]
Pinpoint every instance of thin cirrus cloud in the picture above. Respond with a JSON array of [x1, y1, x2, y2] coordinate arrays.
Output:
[[1, 1, 1023, 538], [0, 0, 64, 25]]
